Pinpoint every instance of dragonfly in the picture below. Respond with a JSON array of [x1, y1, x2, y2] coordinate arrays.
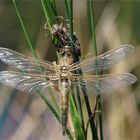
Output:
[[0, 45, 137, 135]]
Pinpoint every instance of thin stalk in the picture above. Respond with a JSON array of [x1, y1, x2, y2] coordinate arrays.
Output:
[[41, 0, 57, 27], [85, 99, 100, 139], [64, 0, 70, 19], [88, 0, 97, 56], [41, 0, 57, 25], [88, 0, 104, 139], [44, 0, 57, 23], [69, 0, 86, 137], [70, 94, 86, 140], [81, 87, 98, 139], [39, 92, 59, 119], [69, 94, 77, 139], [13, 0, 37, 58], [48, 88, 60, 115], [13, 1, 45, 73], [49, 0, 57, 16], [69, 0, 73, 39], [97, 95, 103, 140], [75, 86, 85, 135], [41, 0, 52, 29]]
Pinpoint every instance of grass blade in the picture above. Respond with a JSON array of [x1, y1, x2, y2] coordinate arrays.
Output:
[[69, 0, 73, 38], [88, 0, 97, 55], [97, 95, 103, 140], [88, 0, 103, 139], [41, 0, 52, 29], [68, 1, 87, 138], [48, 0, 57, 16], [12, 0, 37, 58], [64, 0, 70, 19], [81, 86, 98, 139], [41, 0, 56, 26], [70, 94, 86, 140]]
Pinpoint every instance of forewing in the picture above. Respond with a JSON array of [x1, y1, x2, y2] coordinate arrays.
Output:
[[0, 47, 57, 74], [0, 71, 57, 94], [71, 73, 137, 96], [70, 45, 134, 73]]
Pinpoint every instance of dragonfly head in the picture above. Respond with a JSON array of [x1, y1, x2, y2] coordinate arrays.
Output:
[[60, 46, 72, 56]]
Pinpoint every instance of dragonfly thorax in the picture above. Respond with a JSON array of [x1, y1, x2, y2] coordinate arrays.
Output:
[[60, 66, 69, 80]]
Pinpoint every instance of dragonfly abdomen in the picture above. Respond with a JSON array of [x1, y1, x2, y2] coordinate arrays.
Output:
[[61, 103, 68, 135], [59, 80, 70, 135]]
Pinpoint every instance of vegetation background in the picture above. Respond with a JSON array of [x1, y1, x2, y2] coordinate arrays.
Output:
[[0, 0, 139, 140]]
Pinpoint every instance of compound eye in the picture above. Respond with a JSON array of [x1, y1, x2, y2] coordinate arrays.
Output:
[[60, 48, 64, 53]]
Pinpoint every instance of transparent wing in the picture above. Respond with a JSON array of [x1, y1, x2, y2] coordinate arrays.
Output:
[[0, 47, 58, 74], [71, 73, 137, 95], [0, 71, 58, 94], [70, 45, 134, 73]]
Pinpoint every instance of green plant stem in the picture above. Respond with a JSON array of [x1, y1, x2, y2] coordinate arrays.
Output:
[[49, 0, 57, 16], [45, 0, 57, 23], [88, 0, 104, 140], [69, 0, 86, 137], [41, 0, 55, 26], [75, 87, 85, 135], [69, 0, 73, 40], [64, 0, 70, 19], [13, 0, 37, 58], [41, 0, 52, 29], [48, 89, 60, 115], [88, 0, 97, 56], [82, 87, 98, 139], [97, 95, 103, 140], [70, 94, 86, 140]]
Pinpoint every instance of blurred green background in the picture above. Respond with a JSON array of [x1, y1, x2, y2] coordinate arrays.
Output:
[[0, 0, 139, 140]]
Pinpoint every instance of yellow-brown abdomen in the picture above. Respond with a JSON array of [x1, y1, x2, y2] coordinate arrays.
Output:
[[59, 81, 70, 135]]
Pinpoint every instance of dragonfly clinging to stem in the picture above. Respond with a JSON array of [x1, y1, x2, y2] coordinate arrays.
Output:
[[0, 44, 137, 135]]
